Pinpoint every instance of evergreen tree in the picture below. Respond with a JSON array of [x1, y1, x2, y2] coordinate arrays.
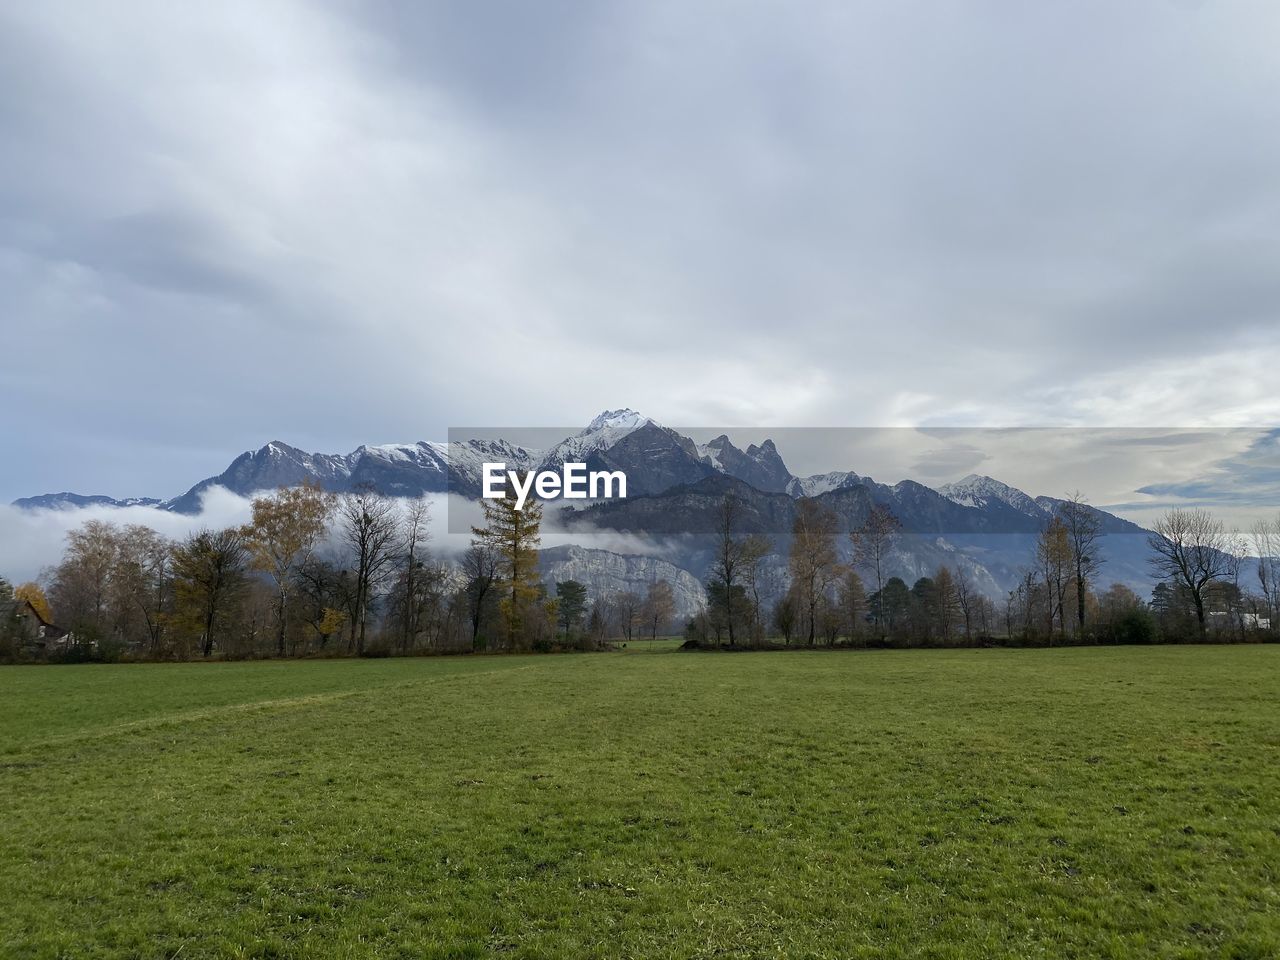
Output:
[[868, 577, 911, 642], [0, 577, 19, 657], [838, 568, 866, 645], [471, 478, 544, 648], [555, 580, 588, 640]]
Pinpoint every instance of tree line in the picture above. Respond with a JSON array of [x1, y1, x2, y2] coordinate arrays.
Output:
[[0, 482, 676, 662], [4, 484, 1276, 662], [686, 494, 1280, 649]]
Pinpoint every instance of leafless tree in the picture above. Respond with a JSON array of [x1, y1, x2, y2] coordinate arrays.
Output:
[[838, 567, 866, 645], [1057, 493, 1104, 635], [1250, 516, 1280, 631], [707, 492, 759, 646], [954, 567, 975, 642], [641, 579, 676, 641], [172, 527, 248, 658], [738, 535, 772, 643], [789, 498, 839, 646], [49, 519, 119, 640], [114, 524, 173, 654], [1147, 508, 1233, 638], [850, 504, 899, 640], [616, 590, 642, 642], [396, 497, 432, 652], [1036, 517, 1071, 642], [338, 487, 400, 653], [460, 543, 500, 647]]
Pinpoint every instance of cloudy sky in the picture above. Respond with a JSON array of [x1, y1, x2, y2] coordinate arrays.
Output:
[[3, 0, 1280, 506]]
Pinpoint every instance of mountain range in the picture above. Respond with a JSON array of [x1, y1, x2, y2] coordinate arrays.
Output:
[[12, 409, 1140, 526], [13, 409, 1156, 599]]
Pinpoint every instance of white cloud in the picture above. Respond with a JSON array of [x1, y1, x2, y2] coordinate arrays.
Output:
[[0, 488, 254, 583], [0, 487, 671, 584]]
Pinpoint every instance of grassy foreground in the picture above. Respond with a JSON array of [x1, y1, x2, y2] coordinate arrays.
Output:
[[2, 647, 1278, 959]]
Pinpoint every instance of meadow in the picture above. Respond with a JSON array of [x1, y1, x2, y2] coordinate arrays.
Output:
[[1, 646, 1277, 959]]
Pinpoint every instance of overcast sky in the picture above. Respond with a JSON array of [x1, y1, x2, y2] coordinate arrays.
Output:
[[3, 0, 1280, 505]]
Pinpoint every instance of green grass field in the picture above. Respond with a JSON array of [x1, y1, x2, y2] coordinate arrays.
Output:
[[2, 647, 1278, 959]]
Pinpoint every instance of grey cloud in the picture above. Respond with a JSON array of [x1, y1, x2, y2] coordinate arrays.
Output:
[[2, 0, 1280, 506], [911, 445, 992, 483], [1136, 429, 1280, 505]]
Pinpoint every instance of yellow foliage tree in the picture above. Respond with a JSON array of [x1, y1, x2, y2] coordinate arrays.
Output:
[[15, 583, 53, 624], [243, 482, 334, 656]]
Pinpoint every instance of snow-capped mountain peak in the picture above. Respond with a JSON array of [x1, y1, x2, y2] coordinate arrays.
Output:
[[786, 470, 863, 498], [580, 408, 652, 437], [936, 474, 1042, 516], [539, 409, 656, 469]]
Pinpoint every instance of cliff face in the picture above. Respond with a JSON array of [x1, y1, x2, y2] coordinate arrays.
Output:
[[538, 544, 705, 621]]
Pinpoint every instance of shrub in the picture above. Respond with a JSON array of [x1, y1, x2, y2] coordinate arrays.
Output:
[[1108, 608, 1158, 645]]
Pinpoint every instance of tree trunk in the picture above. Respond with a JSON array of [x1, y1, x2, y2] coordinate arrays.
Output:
[[276, 585, 287, 656]]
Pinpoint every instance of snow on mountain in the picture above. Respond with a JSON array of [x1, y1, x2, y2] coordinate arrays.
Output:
[[936, 474, 1044, 517], [697, 435, 793, 494], [10, 492, 165, 511], [585, 408, 651, 435], [359, 443, 419, 464], [156, 436, 539, 511], [441, 438, 538, 489], [696, 435, 733, 471], [537, 408, 653, 469], [786, 470, 863, 498]]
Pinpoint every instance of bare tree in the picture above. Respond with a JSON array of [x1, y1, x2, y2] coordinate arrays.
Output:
[[616, 590, 642, 642], [114, 525, 173, 654], [642, 579, 676, 641], [172, 528, 248, 658], [396, 497, 432, 652], [338, 487, 401, 653], [850, 504, 899, 641], [838, 568, 866, 645], [934, 566, 960, 645], [460, 543, 500, 648], [954, 568, 975, 642], [49, 519, 120, 642], [1250, 516, 1280, 632], [738, 535, 772, 644], [1036, 517, 1071, 643], [789, 498, 839, 646], [296, 556, 346, 651], [1147, 508, 1233, 639], [1057, 494, 1104, 636], [707, 493, 756, 646]]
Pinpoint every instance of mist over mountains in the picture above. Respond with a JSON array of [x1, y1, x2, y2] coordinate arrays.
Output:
[[13, 408, 1140, 527], [14, 409, 1160, 599]]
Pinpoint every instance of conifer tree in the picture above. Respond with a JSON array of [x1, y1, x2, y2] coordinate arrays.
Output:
[[555, 580, 588, 640], [471, 477, 544, 647]]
